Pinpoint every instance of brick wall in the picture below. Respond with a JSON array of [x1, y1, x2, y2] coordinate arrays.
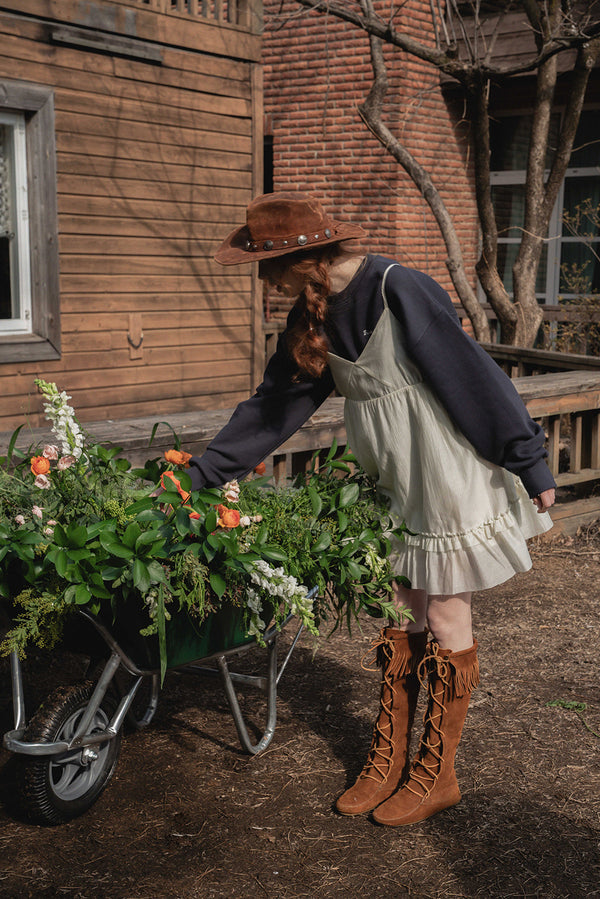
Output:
[[262, 0, 480, 304]]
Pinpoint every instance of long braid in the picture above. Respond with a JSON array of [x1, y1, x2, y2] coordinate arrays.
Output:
[[281, 246, 344, 379]]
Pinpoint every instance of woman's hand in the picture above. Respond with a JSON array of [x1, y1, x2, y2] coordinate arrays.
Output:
[[533, 488, 555, 513]]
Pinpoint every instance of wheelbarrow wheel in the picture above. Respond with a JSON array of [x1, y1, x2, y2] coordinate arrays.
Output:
[[17, 681, 121, 825]]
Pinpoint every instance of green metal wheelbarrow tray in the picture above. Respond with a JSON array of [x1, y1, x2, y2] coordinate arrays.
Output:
[[3, 588, 314, 825]]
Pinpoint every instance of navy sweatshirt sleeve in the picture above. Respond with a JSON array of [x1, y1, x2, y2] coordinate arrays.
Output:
[[187, 308, 334, 489], [383, 263, 556, 498]]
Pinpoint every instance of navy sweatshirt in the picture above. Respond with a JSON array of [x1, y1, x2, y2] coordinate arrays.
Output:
[[188, 255, 556, 499]]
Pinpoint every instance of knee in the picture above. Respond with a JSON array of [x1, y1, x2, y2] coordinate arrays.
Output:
[[426, 593, 473, 648]]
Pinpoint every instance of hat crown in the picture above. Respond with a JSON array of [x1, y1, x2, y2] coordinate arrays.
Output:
[[246, 192, 330, 242], [213, 190, 366, 264]]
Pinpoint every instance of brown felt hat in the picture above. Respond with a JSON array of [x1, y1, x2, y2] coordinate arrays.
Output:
[[214, 191, 367, 265]]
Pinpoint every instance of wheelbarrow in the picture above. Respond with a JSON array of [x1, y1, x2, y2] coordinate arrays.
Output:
[[2, 589, 313, 825]]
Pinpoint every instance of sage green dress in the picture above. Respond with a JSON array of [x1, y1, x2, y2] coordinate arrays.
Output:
[[327, 264, 553, 595]]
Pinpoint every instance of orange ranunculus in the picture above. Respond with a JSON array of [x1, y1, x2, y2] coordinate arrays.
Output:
[[31, 455, 51, 477], [253, 462, 267, 476], [161, 470, 190, 502], [164, 449, 192, 467], [182, 504, 201, 520], [217, 504, 241, 529]]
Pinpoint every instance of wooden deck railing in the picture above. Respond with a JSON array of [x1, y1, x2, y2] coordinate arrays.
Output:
[[4, 373, 600, 535], [127, 0, 254, 27], [483, 343, 600, 377]]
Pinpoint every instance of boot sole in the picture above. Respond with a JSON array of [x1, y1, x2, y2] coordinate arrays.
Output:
[[372, 794, 461, 826], [336, 788, 398, 816]]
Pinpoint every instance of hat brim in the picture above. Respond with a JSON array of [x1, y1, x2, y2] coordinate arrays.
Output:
[[214, 220, 367, 265]]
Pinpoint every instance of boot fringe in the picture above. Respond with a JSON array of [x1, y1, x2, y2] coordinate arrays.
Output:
[[448, 660, 479, 698], [448, 642, 480, 698], [363, 629, 426, 678]]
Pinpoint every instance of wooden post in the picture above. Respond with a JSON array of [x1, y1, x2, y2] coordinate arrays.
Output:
[[272, 454, 287, 484], [546, 415, 561, 476], [571, 413, 583, 473], [591, 412, 600, 471], [291, 450, 316, 479]]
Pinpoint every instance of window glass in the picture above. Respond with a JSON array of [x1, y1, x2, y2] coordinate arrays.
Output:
[[490, 108, 599, 304], [559, 242, 600, 294], [0, 82, 59, 362], [492, 184, 526, 237], [497, 242, 548, 295], [0, 112, 31, 334], [490, 114, 560, 171], [0, 124, 11, 319], [570, 111, 600, 167]]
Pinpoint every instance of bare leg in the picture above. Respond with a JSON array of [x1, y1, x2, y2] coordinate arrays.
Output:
[[392, 581, 428, 633], [427, 592, 473, 652]]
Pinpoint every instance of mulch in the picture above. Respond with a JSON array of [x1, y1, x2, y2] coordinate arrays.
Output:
[[0, 527, 599, 898]]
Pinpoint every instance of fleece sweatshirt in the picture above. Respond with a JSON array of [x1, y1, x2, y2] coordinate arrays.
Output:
[[187, 255, 556, 500]]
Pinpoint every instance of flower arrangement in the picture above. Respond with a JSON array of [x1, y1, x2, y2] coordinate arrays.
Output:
[[0, 382, 410, 680]]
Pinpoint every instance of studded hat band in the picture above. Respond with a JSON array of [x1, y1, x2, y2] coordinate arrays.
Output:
[[245, 227, 333, 253]]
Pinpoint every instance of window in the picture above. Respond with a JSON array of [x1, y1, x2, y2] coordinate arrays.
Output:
[[0, 112, 32, 332], [0, 80, 60, 362], [489, 109, 600, 304]]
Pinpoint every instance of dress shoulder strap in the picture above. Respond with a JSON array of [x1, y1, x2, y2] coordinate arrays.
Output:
[[381, 263, 400, 309]]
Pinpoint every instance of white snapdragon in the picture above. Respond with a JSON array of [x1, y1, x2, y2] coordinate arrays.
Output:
[[247, 559, 316, 634], [35, 379, 86, 460]]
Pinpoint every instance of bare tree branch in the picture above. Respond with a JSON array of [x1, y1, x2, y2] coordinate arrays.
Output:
[[357, 24, 491, 340], [281, 0, 600, 345], [293, 0, 600, 80]]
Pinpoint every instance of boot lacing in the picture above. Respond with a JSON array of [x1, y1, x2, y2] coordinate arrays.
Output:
[[403, 642, 450, 800], [358, 632, 397, 784]]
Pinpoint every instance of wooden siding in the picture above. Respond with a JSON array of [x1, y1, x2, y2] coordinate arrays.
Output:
[[0, 1, 262, 430], [443, 6, 600, 80]]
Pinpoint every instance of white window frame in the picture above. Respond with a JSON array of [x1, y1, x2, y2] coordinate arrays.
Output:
[[0, 110, 33, 334], [488, 107, 600, 306], [490, 166, 600, 304], [0, 80, 60, 364]]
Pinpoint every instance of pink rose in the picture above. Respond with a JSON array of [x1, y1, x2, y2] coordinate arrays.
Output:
[[43, 526, 54, 537], [34, 475, 51, 489], [222, 480, 240, 503], [43, 444, 59, 460], [14, 514, 25, 526], [32, 505, 43, 518], [57, 455, 76, 471]]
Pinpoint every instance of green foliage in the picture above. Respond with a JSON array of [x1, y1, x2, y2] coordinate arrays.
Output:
[[238, 444, 411, 633], [0, 384, 412, 678], [0, 587, 68, 658]]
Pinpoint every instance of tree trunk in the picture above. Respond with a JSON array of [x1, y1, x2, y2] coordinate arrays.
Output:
[[359, 28, 491, 341], [512, 36, 600, 346], [468, 77, 519, 343]]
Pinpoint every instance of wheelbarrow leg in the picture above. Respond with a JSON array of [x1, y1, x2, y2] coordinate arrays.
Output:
[[9, 651, 26, 732], [216, 635, 278, 755]]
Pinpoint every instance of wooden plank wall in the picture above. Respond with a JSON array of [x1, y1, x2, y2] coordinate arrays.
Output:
[[0, 1, 262, 430]]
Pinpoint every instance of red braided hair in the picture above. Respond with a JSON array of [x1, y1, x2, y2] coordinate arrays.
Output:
[[261, 245, 342, 380]]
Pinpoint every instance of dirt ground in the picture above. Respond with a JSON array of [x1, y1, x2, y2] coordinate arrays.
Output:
[[0, 527, 599, 899]]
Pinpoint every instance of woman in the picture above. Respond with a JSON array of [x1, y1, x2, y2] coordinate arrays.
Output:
[[187, 191, 556, 827]]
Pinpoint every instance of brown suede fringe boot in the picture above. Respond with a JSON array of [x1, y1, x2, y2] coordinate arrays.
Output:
[[372, 639, 479, 827], [336, 628, 427, 816]]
